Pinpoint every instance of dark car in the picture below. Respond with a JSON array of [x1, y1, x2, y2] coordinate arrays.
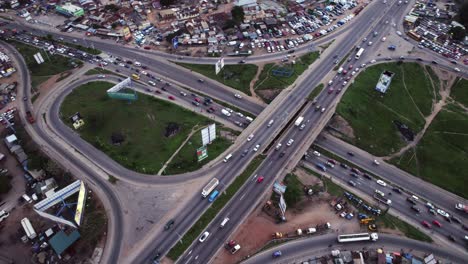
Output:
[[406, 197, 417, 205], [363, 173, 372, 180], [164, 219, 175, 230], [347, 152, 354, 156], [448, 235, 455, 242], [279, 151, 286, 158], [241, 149, 249, 157], [392, 187, 402, 194], [450, 216, 461, 224], [350, 173, 359, 178], [411, 206, 421, 213], [340, 163, 349, 169]]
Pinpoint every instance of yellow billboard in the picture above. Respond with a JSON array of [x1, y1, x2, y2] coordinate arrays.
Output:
[[74, 181, 87, 226], [123, 26, 132, 41]]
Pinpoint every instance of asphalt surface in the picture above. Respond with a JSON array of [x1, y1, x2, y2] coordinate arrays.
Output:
[[1, 41, 124, 263], [241, 233, 467, 264], [302, 156, 467, 250], [1, 0, 467, 262], [315, 136, 467, 220]]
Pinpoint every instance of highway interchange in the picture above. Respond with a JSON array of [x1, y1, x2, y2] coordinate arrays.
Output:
[[1, 0, 468, 263]]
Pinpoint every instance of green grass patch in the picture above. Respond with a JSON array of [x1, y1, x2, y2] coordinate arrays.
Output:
[[12, 41, 80, 90], [31, 93, 40, 103], [450, 78, 468, 107], [336, 62, 435, 156], [303, 167, 432, 242], [167, 156, 265, 260], [60, 81, 218, 174], [377, 214, 432, 242], [424, 65, 441, 101], [254, 52, 320, 91], [164, 128, 232, 174], [175, 63, 258, 95], [283, 173, 304, 207], [389, 103, 468, 198], [307, 83, 324, 101]]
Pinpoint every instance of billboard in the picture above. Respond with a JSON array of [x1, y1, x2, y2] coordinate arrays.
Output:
[[279, 194, 287, 214], [201, 124, 216, 146], [197, 145, 208, 162], [123, 26, 132, 41], [273, 180, 287, 195], [74, 181, 87, 226], [107, 77, 137, 101], [33, 52, 44, 64], [215, 58, 224, 75]]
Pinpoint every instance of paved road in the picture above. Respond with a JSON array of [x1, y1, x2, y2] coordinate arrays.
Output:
[[315, 135, 467, 218], [1, 41, 124, 263], [302, 157, 467, 251], [241, 233, 467, 264]]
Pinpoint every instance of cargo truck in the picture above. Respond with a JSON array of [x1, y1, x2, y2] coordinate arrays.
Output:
[[21, 218, 37, 239], [373, 193, 392, 205], [295, 116, 304, 126], [202, 178, 219, 198]]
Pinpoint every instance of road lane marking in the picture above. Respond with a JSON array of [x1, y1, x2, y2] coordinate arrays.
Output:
[[239, 193, 246, 201]]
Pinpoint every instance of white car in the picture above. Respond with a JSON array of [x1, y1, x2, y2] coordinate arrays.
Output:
[[98, 75, 106, 78], [286, 139, 294, 146], [234, 93, 242, 99], [236, 112, 244, 118], [381, 37, 386, 42], [253, 144, 260, 152], [436, 209, 450, 218], [148, 81, 156, 86], [141, 71, 147, 75], [313, 151, 321, 157], [179, 91, 187, 96], [299, 123, 306, 130], [199, 231, 210, 242], [454, 68, 460, 72], [247, 134, 254, 141], [376, 180, 387, 187], [373, 159, 380, 165]]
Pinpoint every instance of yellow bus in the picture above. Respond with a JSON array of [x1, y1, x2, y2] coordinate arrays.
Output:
[[132, 74, 140, 80]]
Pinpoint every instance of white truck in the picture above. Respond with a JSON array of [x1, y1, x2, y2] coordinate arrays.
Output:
[[202, 178, 219, 198], [221, 109, 231, 117], [295, 116, 304, 126], [21, 217, 37, 239], [455, 203, 467, 213], [373, 193, 392, 205]]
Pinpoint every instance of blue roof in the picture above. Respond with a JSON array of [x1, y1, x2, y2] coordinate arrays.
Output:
[[49, 230, 81, 255]]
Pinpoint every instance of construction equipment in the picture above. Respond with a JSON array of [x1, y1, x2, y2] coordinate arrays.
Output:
[[360, 218, 375, 225], [272, 232, 286, 239], [368, 224, 377, 231]]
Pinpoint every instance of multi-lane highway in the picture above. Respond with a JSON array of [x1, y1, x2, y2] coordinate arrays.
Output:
[[242, 233, 468, 264], [2, 0, 467, 262]]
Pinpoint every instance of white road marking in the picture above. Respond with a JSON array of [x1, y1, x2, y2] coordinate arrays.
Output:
[[239, 193, 247, 201]]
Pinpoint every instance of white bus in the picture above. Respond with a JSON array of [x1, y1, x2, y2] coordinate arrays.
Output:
[[337, 232, 378, 243], [201, 178, 219, 198], [355, 48, 365, 60]]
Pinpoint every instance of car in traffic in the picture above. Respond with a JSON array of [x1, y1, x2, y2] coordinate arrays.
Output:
[[436, 209, 449, 218], [257, 176, 264, 183], [272, 251, 282, 258], [421, 221, 431, 229], [168, 96, 175, 100], [253, 144, 260, 152], [312, 151, 321, 157], [286, 139, 294, 146], [247, 134, 254, 141], [411, 206, 421, 213], [199, 231, 210, 242], [164, 219, 175, 230], [234, 93, 242, 99], [376, 180, 387, 187], [348, 180, 357, 187], [432, 220, 442, 227]]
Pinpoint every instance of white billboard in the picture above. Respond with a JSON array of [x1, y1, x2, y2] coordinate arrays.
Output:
[[201, 124, 216, 146], [215, 60, 221, 75], [279, 194, 287, 215], [220, 57, 225, 69], [33, 53, 44, 64]]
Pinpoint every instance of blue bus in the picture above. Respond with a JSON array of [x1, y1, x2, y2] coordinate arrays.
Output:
[[316, 163, 327, 172], [208, 190, 220, 202]]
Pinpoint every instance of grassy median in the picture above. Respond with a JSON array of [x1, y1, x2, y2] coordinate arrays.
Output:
[[175, 63, 258, 95], [167, 156, 265, 260], [60, 81, 231, 174]]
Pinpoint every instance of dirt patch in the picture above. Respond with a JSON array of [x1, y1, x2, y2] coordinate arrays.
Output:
[[294, 167, 322, 186], [255, 89, 281, 103], [328, 115, 355, 139], [212, 196, 361, 264]]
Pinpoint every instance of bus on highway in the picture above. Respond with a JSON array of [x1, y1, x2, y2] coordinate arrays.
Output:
[[208, 190, 220, 203], [201, 178, 219, 198], [355, 48, 365, 60], [337, 233, 378, 243]]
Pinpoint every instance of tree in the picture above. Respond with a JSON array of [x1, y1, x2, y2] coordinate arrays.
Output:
[[458, 2, 468, 28], [449, 26, 466, 41], [104, 4, 119, 12], [223, 19, 237, 30], [231, 6, 245, 23], [160, 0, 175, 7]]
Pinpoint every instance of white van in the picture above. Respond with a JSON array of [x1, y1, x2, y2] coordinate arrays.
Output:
[[267, 119, 274, 127], [230, 244, 241, 254], [135, 61, 141, 67], [22, 194, 32, 203], [337, 67, 344, 74], [220, 217, 230, 228], [245, 116, 254, 123], [221, 109, 231, 117], [306, 227, 317, 234], [223, 153, 233, 163]]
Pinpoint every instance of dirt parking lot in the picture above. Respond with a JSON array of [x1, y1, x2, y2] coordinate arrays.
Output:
[[212, 190, 361, 264]]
